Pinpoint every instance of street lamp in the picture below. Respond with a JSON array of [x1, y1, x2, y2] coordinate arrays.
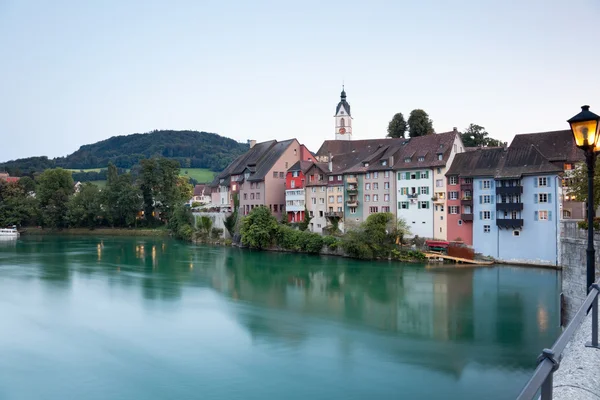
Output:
[[568, 105, 600, 293]]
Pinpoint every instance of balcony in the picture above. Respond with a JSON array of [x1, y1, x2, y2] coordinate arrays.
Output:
[[461, 197, 473, 205], [496, 202, 524, 212], [496, 219, 524, 229], [461, 214, 473, 221], [407, 193, 418, 199], [346, 185, 358, 195], [496, 186, 523, 195], [346, 199, 359, 207], [325, 211, 343, 218], [346, 176, 357, 184], [461, 183, 473, 191]]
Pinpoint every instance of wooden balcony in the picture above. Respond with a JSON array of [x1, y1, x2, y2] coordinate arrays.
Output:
[[496, 219, 524, 229], [461, 214, 473, 221], [325, 211, 343, 218], [496, 186, 523, 195], [496, 203, 523, 212]]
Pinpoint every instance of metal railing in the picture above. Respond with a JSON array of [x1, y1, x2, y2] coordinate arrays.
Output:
[[517, 280, 600, 400]]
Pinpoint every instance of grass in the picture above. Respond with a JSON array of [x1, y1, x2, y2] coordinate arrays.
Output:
[[180, 168, 215, 183], [89, 180, 107, 188], [66, 168, 105, 173]]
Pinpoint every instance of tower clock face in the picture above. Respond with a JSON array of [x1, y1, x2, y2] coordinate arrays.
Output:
[[339, 128, 346, 134]]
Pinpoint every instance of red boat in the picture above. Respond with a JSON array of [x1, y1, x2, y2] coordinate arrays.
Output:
[[425, 240, 449, 252]]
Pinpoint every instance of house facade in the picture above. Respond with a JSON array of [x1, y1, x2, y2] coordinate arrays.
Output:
[[285, 161, 313, 223], [304, 163, 331, 233]]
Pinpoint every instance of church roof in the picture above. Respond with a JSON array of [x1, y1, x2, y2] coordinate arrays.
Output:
[[335, 88, 351, 116]]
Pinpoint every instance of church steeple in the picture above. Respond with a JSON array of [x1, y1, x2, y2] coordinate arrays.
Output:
[[334, 86, 352, 141]]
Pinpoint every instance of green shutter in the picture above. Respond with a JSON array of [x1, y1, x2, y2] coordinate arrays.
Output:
[[405, 172, 410, 180], [425, 171, 429, 179]]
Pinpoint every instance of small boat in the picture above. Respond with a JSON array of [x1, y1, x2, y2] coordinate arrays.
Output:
[[0, 226, 19, 239]]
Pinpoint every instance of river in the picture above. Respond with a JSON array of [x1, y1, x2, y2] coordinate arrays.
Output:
[[0, 236, 560, 399]]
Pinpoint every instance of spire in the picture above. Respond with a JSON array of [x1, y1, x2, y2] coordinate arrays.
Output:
[[341, 84, 346, 100]]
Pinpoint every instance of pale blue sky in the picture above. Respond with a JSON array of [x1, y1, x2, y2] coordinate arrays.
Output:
[[1, 0, 599, 162]]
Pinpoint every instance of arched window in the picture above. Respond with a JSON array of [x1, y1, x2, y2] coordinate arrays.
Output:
[[340, 118, 345, 127], [563, 210, 572, 219]]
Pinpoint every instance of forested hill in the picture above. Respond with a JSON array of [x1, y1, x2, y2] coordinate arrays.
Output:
[[1, 130, 249, 175]]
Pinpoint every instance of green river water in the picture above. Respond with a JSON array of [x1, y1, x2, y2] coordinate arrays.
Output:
[[0, 236, 561, 399]]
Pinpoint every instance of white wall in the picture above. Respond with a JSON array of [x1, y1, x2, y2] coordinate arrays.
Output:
[[396, 169, 434, 238]]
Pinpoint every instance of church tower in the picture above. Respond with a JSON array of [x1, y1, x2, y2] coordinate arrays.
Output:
[[334, 87, 352, 141]]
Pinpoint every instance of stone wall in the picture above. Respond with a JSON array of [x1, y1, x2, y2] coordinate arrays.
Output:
[[193, 212, 230, 239], [560, 220, 600, 323]]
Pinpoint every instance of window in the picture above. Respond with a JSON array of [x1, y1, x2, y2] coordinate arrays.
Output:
[[418, 201, 429, 209], [449, 206, 459, 214], [484, 225, 490, 233], [538, 177, 547, 187], [309, 211, 314, 217], [384, 194, 390, 201], [410, 173, 417, 180], [400, 187, 408, 195], [328, 196, 334, 203], [454, 144, 457, 152], [374, 172, 378, 178], [418, 156, 425, 162], [382, 206, 390, 212], [279, 172, 284, 178], [366, 183, 371, 190], [511, 211, 518, 219], [337, 195, 342, 202], [365, 195, 371, 202], [399, 201, 409, 209], [369, 206, 379, 213], [329, 176, 333, 181], [251, 182, 255, 189], [337, 175, 342, 181], [420, 171, 428, 179], [483, 195, 491, 204], [538, 193, 548, 203], [337, 206, 342, 212], [564, 210, 572, 219], [317, 224, 321, 228], [291, 181, 295, 188], [250, 193, 255, 200], [449, 191, 458, 200], [256, 193, 260, 199], [449, 176, 458, 185], [320, 186, 325, 192], [274, 204, 278, 212], [291, 171, 297, 178], [328, 187, 333, 192], [312, 198, 316, 204], [243, 193, 248, 200], [384, 171, 390, 178], [465, 178, 472, 184], [420, 186, 429, 195], [404, 157, 411, 163], [564, 163, 574, 170], [340, 118, 345, 127], [350, 207, 357, 214], [483, 211, 491, 220], [373, 195, 379, 202], [384, 182, 390, 189], [366, 172, 371, 179], [280, 204, 284, 211], [337, 186, 342, 192], [539, 210, 548, 220], [483, 180, 491, 189], [311, 187, 316, 193], [373, 183, 379, 190], [436, 179, 443, 187], [458, 220, 463, 226], [382, 160, 387, 166], [273, 172, 278, 178], [319, 211, 324, 217], [256, 182, 261, 189], [437, 153, 443, 160], [319, 198, 325, 204], [437, 168, 442, 174], [513, 230, 521, 236]]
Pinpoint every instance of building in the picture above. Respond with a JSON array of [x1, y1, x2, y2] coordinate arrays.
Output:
[[209, 139, 314, 218], [0, 173, 20, 183], [510, 130, 584, 219], [190, 184, 211, 206], [303, 162, 331, 233], [394, 130, 465, 239], [334, 87, 352, 141], [285, 161, 313, 223], [447, 145, 563, 265]]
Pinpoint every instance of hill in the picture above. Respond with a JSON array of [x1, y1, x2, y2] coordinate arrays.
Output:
[[0, 130, 249, 176]]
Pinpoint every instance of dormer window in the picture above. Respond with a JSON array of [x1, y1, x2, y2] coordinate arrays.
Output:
[[404, 157, 411, 163], [244, 172, 250, 179], [382, 160, 387, 166], [418, 156, 425, 162], [363, 162, 369, 167], [437, 153, 443, 160]]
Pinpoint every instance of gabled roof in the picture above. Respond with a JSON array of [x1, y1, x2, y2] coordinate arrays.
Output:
[[496, 145, 563, 179], [446, 148, 504, 177], [392, 131, 460, 170], [193, 184, 206, 196], [248, 139, 296, 181], [510, 129, 584, 163], [316, 138, 397, 158], [230, 140, 277, 175], [287, 160, 314, 174]]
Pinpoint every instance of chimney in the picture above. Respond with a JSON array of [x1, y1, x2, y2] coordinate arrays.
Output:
[[328, 152, 333, 172], [389, 156, 394, 167], [248, 139, 256, 149], [453, 127, 458, 133]]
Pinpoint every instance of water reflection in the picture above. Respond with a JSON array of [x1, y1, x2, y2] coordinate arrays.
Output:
[[0, 236, 561, 392]]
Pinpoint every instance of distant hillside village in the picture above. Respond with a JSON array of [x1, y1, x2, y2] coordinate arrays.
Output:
[[204, 88, 584, 266]]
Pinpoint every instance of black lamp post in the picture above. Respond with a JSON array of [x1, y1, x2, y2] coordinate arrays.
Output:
[[568, 105, 600, 293]]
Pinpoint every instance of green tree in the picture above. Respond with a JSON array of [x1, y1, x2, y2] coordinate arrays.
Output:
[[103, 172, 141, 227], [67, 183, 101, 228], [224, 193, 239, 237], [567, 159, 600, 211], [168, 205, 194, 240], [0, 181, 38, 227], [139, 158, 187, 223], [407, 109, 434, 137], [36, 168, 74, 228], [240, 206, 278, 249], [461, 123, 504, 148], [18, 176, 36, 194], [387, 113, 408, 138], [298, 206, 312, 231], [392, 217, 411, 245], [198, 215, 213, 234]]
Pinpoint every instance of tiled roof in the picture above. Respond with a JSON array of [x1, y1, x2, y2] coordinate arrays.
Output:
[[316, 138, 398, 158], [287, 160, 314, 174], [496, 145, 563, 179], [193, 184, 206, 196], [446, 148, 504, 177], [247, 139, 296, 182], [510, 129, 584, 163], [391, 131, 460, 170]]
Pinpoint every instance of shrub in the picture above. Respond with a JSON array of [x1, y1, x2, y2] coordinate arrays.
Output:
[[211, 227, 223, 239], [240, 206, 279, 249], [304, 232, 324, 253], [177, 224, 194, 241], [323, 235, 339, 249]]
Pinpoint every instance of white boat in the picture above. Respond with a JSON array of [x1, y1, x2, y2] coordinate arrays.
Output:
[[0, 226, 19, 239]]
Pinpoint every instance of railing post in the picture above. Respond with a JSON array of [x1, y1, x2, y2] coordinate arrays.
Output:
[[537, 348, 559, 400], [540, 372, 553, 400], [586, 283, 599, 349]]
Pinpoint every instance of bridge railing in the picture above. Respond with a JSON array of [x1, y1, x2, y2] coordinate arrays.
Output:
[[516, 280, 600, 400]]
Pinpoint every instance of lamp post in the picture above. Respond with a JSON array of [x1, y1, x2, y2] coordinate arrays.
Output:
[[568, 105, 600, 293]]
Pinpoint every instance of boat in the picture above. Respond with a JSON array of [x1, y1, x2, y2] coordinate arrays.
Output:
[[0, 226, 20, 239]]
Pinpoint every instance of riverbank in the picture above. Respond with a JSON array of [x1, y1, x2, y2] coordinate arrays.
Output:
[[22, 227, 170, 237]]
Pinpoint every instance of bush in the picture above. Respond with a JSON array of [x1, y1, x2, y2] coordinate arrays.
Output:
[[211, 227, 223, 239], [322, 235, 339, 250], [579, 218, 600, 231], [224, 238, 233, 246], [240, 206, 279, 249], [177, 224, 194, 241]]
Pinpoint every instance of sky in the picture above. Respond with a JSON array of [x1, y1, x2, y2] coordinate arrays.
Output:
[[1, 0, 600, 162]]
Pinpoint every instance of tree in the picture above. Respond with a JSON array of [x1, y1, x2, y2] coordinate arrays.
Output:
[[103, 172, 141, 227], [139, 158, 187, 223], [36, 168, 74, 228], [387, 113, 407, 138], [298, 206, 312, 231], [461, 123, 504, 148], [198, 215, 213, 234], [224, 193, 239, 237], [67, 183, 101, 228], [240, 206, 278, 249], [18, 176, 36, 194], [567, 159, 600, 211], [168, 205, 195, 240], [393, 218, 411, 245], [407, 109, 434, 137], [0, 181, 38, 227]]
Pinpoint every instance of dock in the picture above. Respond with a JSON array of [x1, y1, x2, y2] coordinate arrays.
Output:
[[423, 252, 494, 266]]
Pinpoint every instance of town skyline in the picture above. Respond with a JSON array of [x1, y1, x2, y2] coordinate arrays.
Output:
[[1, 0, 599, 162]]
